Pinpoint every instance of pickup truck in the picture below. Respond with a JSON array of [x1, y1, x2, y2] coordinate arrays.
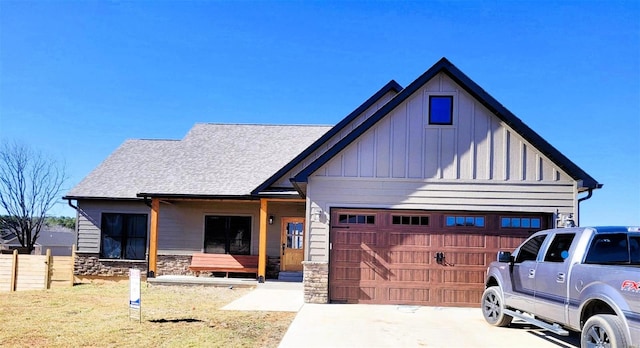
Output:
[[482, 226, 640, 347]]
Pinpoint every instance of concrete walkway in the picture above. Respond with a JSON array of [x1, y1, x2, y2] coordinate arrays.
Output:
[[221, 281, 304, 312]]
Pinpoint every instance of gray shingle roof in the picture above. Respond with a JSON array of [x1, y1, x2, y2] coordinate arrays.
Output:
[[66, 123, 332, 199]]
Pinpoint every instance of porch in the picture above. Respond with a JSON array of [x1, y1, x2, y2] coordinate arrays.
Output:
[[147, 275, 304, 312]]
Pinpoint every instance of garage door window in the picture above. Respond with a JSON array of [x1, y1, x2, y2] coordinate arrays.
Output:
[[338, 214, 375, 224], [392, 215, 429, 226], [501, 217, 541, 229], [445, 216, 485, 227]]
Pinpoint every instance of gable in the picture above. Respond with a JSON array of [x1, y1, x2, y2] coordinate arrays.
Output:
[[293, 58, 600, 192], [316, 72, 572, 183], [253, 80, 402, 194]]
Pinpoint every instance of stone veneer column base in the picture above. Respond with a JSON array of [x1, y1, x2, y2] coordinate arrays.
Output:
[[302, 261, 329, 304]]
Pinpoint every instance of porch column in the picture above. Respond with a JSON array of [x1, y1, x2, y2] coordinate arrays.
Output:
[[258, 198, 268, 283], [149, 198, 159, 278]]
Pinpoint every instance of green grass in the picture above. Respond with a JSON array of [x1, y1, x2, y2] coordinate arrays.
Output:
[[0, 282, 296, 347]]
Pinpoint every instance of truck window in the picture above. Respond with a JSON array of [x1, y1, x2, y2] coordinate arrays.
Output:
[[630, 236, 640, 264], [544, 233, 575, 262], [584, 233, 630, 264], [515, 235, 547, 263]]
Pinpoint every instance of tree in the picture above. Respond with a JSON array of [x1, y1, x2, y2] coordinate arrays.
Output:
[[0, 141, 67, 253]]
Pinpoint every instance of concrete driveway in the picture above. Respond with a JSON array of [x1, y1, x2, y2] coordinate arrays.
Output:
[[278, 304, 580, 348]]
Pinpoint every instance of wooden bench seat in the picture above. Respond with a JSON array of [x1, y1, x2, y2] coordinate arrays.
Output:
[[188, 253, 259, 278]]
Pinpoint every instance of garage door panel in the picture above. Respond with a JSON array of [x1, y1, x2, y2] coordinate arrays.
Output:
[[390, 269, 429, 282], [443, 269, 486, 284], [334, 230, 377, 245], [389, 287, 431, 303], [388, 232, 431, 247], [441, 289, 484, 306], [333, 248, 366, 262], [332, 285, 377, 303], [445, 252, 487, 266], [499, 235, 529, 248], [389, 250, 432, 264], [443, 234, 486, 248]]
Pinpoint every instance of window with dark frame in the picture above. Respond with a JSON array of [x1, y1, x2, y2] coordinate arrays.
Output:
[[100, 213, 148, 260], [392, 215, 430, 226], [204, 215, 252, 255], [429, 95, 453, 125], [501, 217, 541, 229], [445, 215, 485, 227], [338, 214, 375, 224]]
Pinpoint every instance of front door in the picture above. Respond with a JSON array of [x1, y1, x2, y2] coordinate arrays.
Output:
[[281, 218, 304, 271]]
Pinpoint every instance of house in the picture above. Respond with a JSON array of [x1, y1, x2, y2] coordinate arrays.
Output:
[[0, 225, 75, 256], [64, 58, 601, 307]]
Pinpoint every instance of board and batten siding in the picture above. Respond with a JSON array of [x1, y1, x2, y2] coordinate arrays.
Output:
[[272, 89, 398, 188], [314, 73, 571, 183], [303, 73, 579, 262]]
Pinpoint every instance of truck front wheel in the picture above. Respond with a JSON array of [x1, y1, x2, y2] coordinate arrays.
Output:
[[481, 286, 512, 327], [581, 314, 628, 348]]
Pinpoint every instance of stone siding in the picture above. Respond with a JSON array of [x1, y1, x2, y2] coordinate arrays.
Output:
[[303, 261, 329, 304], [74, 253, 147, 276], [75, 253, 192, 277], [156, 255, 192, 276]]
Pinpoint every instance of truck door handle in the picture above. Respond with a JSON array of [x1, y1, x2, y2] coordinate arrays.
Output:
[[529, 269, 536, 278], [556, 272, 566, 283]]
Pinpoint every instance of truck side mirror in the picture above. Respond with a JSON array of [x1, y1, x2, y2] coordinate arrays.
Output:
[[497, 251, 512, 263]]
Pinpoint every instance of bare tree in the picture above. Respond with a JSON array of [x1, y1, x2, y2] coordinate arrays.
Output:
[[0, 141, 67, 253]]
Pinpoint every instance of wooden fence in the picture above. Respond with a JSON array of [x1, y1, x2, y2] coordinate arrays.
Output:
[[0, 245, 76, 292]]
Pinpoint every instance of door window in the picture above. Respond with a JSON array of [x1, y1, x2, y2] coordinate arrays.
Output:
[[515, 235, 547, 263], [285, 222, 304, 249], [543, 233, 575, 262]]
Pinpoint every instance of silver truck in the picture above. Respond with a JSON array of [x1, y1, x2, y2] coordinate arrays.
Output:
[[482, 226, 640, 347]]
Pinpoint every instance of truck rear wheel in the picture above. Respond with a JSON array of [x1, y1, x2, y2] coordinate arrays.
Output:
[[581, 314, 628, 348], [481, 286, 512, 327]]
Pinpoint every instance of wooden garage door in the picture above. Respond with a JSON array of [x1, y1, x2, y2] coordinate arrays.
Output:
[[329, 209, 549, 307]]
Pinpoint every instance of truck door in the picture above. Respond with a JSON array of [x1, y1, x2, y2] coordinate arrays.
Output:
[[534, 233, 576, 323], [509, 234, 547, 313]]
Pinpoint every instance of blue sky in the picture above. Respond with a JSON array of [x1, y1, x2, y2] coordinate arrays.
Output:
[[0, 1, 638, 226]]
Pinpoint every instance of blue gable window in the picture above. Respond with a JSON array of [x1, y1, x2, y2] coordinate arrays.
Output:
[[429, 95, 453, 125]]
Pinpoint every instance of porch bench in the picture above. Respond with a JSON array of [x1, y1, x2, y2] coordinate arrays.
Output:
[[188, 253, 259, 278]]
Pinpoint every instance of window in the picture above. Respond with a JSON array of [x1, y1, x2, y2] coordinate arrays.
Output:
[[515, 235, 547, 263], [429, 95, 453, 125], [584, 233, 636, 265], [445, 215, 485, 227], [100, 213, 148, 260], [501, 217, 541, 229], [544, 233, 575, 262], [204, 216, 252, 255], [392, 215, 429, 226], [338, 214, 375, 224]]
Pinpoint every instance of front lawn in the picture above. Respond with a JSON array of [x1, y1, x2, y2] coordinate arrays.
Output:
[[0, 281, 295, 347]]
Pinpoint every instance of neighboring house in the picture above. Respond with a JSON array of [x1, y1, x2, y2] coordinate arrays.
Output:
[[64, 58, 601, 307], [0, 225, 75, 256], [36, 226, 76, 256]]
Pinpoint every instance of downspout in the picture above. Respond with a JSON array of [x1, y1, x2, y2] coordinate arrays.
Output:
[[576, 189, 594, 226], [66, 199, 80, 254]]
